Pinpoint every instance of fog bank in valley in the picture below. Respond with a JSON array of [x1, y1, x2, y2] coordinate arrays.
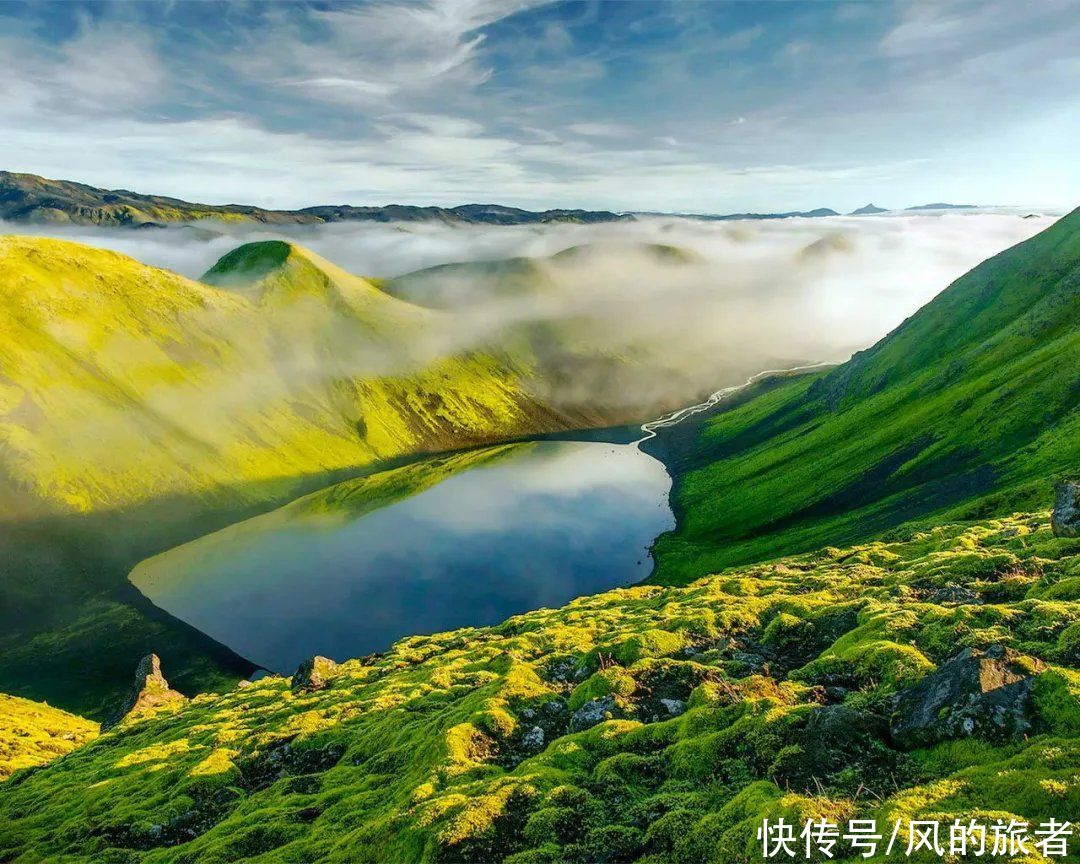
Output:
[[4, 210, 1059, 411]]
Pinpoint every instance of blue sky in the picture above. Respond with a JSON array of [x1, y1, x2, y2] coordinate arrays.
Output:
[[1, 0, 1077, 211]]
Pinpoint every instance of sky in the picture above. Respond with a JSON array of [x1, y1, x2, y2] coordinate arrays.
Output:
[[1, 0, 1078, 212]]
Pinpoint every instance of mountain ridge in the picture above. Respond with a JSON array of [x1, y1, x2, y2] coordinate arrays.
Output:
[[0, 171, 628, 228]]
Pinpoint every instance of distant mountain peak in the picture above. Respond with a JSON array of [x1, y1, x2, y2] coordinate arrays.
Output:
[[849, 203, 887, 215]]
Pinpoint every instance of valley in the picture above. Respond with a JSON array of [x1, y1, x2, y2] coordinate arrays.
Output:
[[3, 3, 1077, 861], [1, 207, 1078, 864]]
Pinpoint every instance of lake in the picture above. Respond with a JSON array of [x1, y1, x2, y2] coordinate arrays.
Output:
[[130, 439, 674, 672]]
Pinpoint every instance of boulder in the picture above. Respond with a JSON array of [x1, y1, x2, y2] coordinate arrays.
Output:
[[521, 726, 545, 751], [890, 645, 1044, 748], [1052, 482, 1080, 538], [102, 654, 186, 731], [660, 698, 686, 716], [569, 696, 617, 731], [292, 656, 338, 693]]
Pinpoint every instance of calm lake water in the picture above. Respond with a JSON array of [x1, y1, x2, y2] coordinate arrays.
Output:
[[131, 440, 674, 672]]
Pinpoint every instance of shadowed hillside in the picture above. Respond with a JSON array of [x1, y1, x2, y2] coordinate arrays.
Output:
[[650, 206, 1080, 583]]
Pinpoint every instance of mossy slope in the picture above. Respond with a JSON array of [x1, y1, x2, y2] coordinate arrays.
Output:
[[0, 694, 98, 781], [2, 513, 1078, 862], [652, 206, 1080, 583]]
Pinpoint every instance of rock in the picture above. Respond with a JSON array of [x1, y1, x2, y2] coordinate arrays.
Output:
[[102, 654, 186, 731], [291, 656, 337, 693], [570, 696, 617, 731], [931, 583, 982, 605], [890, 645, 1044, 748], [521, 726, 545, 750], [1052, 482, 1080, 538], [660, 698, 686, 716]]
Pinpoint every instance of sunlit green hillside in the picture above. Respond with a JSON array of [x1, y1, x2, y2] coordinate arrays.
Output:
[[2, 512, 1078, 862], [0, 236, 568, 515], [651, 206, 1080, 583], [0, 693, 97, 781]]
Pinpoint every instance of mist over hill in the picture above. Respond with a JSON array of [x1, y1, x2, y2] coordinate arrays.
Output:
[[3, 210, 1057, 382]]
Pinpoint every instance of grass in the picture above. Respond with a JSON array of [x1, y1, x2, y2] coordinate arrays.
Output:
[[650, 206, 1080, 584], [1, 512, 1077, 862]]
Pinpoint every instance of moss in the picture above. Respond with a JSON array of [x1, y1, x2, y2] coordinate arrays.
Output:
[[567, 669, 637, 712], [0, 693, 98, 779], [609, 629, 688, 666]]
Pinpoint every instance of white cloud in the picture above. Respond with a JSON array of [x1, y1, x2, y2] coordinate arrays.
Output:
[[566, 122, 629, 138], [259, 0, 556, 105]]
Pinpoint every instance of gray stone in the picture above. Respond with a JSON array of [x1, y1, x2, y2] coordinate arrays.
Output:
[[102, 654, 186, 731], [1052, 482, 1080, 538], [570, 696, 617, 731], [890, 645, 1044, 748], [731, 651, 767, 674], [292, 656, 338, 693], [932, 583, 982, 605], [660, 698, 686, 716]]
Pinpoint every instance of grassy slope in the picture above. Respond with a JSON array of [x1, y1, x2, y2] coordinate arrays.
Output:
[[0, 694, 97, 781], [0, 236, 564, 515], [1, 513, 1078, 862], [651, 206, 1080, 584]]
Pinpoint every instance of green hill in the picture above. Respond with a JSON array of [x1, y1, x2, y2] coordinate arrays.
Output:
[[383, 240, 735, 423], [2, 511, 1078, 862], [382, 241, 701, 309], [0, 236, 577, 516], [651, 206, 1080, 583]]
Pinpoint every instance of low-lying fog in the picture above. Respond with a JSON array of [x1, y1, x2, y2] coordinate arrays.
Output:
[[4, 210, 1060, 402]]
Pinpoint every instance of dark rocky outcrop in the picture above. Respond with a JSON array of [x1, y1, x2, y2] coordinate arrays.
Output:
[[291, 656, 338, 693], [102, 654, 187, 731], [890, 645, 1044, 748], [1052, 481, 1080, 538]]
